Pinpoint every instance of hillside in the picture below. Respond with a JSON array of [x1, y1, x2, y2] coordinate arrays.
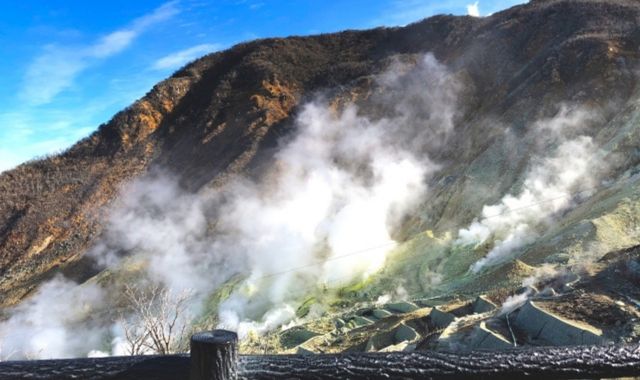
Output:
[[3, 0, 640, 358]]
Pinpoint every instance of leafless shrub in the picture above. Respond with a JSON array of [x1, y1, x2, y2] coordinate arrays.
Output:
[[119, 284, 192, 355]]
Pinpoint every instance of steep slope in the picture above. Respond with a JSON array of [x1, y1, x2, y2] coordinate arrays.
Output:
[[2, 0, 640, 355]]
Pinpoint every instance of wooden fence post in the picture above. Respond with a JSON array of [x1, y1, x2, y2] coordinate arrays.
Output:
[[190, 330, 238, 380]]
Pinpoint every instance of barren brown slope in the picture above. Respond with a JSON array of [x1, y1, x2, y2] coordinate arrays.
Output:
[[2, 0, 640, 306]]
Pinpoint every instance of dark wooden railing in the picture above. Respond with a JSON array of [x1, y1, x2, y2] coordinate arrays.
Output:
[[1, 330, 640, 379]]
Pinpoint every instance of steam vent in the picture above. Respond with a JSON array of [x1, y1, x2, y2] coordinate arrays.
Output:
[[3, 0, 640, 369]]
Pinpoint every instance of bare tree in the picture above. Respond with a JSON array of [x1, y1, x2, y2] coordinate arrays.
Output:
[[118, 315, 149, 356], [119, 284, 192, 355], [0, 341, 17, 361]]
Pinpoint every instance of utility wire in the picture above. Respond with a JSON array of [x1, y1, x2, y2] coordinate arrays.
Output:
[[249, 176, 637, 282], [257, 241, 397, 280]]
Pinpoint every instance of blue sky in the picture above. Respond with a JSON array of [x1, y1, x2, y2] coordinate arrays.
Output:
[[0, 0, 526, 172]]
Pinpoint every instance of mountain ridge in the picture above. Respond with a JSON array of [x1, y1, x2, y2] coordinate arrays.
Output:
[[1, 0, 639, 320]]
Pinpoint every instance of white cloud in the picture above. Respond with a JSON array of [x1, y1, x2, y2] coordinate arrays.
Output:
[[152, 43, 219, 71], [89, 30, 138, 58], [21, 46, 87, 106], [1, 63, 163, 172], [0, 110, 96, 173], [373, 0, 526, 27], [131, 1, 180, 30], [91, 1, 179, 58], [467, 1, 480, 17], [20, 1, 179, 106]]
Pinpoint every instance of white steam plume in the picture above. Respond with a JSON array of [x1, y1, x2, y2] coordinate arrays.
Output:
[[467, 2, 480, 17], [458, 107, 604, 273], [216, 54, 461, 335], [0, 276, 107, 359], [0, 53, 463, 356]]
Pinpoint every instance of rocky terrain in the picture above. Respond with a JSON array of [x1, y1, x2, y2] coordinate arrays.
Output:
[[3, 0, 640, 357], [240, 245, 640, 354]]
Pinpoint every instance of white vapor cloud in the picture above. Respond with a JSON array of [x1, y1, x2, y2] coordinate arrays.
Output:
[[20, 1, 179, 105], [457, 107, 605, 272], [210, 53, 460, 337], [467, 1, 480, 17], [0, 53, 464, 357], [373, 0, 527, 27], [0, 277, 106, 359], [153, 44, 220, 71]]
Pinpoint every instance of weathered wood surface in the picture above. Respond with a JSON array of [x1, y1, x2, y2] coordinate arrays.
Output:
[[1, 343, 640, 380], [0, 355, 189, 380], [191, 330, 238, 380], [238, 344, 640, 380]]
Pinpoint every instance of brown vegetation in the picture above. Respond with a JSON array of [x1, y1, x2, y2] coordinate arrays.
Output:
[[2, 0, 640, 309]]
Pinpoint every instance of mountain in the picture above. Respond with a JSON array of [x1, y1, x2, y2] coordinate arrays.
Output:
[[3, 0, 640, 356]]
